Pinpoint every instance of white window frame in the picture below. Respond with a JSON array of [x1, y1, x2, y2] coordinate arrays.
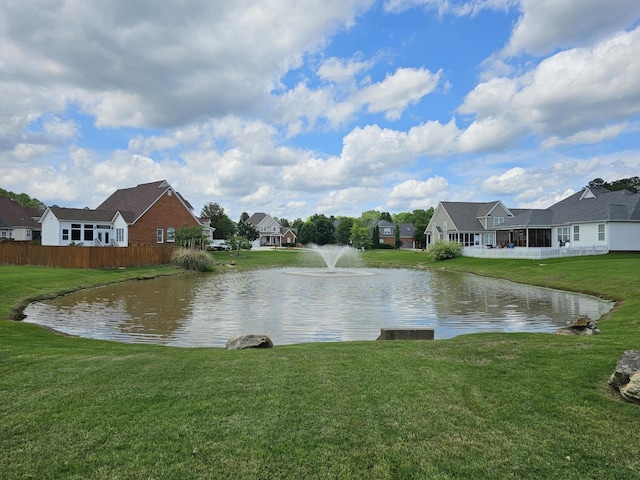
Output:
[[573, 225, 580, 242], [598, 224, 605, 241], [558, 227, 570, 243], [157, 229, 164, 244], [167, 227, 176, 243], [116, 228, 124, 243], [493, 217, 505, 227]]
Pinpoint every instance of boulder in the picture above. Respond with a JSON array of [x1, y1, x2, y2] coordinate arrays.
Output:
[[609, 350, 640, 404], [225, 334, 273, 350], [555, 316, 600, 335], [620, 372, 640, 404]]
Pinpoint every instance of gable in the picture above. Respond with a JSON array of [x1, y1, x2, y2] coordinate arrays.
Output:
[[97, 180, 200, 225]]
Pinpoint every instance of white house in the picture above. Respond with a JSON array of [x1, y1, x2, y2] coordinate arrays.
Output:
[[427, 187, 640, 258], [40, 207, 129, 247], [246, 213, 286, 247]]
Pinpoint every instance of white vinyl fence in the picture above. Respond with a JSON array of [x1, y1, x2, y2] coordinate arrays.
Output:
[[462, 245, 609, 260]]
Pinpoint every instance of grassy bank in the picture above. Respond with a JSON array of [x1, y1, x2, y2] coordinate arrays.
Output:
[[1, 253, 640, 479]]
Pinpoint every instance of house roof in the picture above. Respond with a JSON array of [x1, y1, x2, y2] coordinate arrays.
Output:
[[246, 212, 268, 226], [439, 201, 507, 231], [96, 180, 195, 224], [500, 188, 640, 229], [47, 207, 121, 223], [0, 197, 41, 229]]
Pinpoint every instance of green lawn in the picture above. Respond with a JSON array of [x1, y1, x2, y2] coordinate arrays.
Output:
[[1, 252, 640, 479]]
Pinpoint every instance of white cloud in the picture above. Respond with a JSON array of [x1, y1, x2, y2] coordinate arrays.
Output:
[[386, 176, 449, 209], [317, 56, 373, 83], [356, 67, 442, 120], [503, 0, 640, 57], [541, 123, 631, 149], [460, 26, 640, 145], [383, 0, 514, 17]]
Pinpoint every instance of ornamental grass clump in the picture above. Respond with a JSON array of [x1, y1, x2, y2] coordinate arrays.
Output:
[[170, 248, 214, 271], [430, 240, 463, 260]]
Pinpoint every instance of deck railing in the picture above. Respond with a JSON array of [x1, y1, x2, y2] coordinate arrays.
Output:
[[462, 245, 609, 260]]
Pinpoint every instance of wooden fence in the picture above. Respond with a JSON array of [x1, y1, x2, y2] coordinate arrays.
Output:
[[0, 243, 179, 268]]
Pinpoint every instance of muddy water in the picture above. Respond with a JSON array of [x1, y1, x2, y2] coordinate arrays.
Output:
[[24, 268, 613, 347]]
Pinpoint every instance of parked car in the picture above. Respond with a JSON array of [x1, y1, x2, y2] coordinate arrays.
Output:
[[211, 240, 232, 251]]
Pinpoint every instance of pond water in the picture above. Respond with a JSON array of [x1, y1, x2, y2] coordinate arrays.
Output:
[[24, 268, 613, 347]]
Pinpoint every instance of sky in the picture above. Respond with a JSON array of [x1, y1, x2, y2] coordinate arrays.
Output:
[[2, 0, 640, 221]]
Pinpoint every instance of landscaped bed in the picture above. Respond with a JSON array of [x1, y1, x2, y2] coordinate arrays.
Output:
[[1, 252, 639, 479]]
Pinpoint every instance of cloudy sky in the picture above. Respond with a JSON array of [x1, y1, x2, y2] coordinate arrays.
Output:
[[2, 0, 640, 220]]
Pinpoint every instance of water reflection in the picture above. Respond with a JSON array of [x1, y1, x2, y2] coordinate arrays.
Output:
[[24, 268, 612, 347]]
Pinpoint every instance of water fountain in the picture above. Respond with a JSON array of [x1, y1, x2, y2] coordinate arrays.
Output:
[[292, 244, 372, 277], [309, 244, 356, 271]]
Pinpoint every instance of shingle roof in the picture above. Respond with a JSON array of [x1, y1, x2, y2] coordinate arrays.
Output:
[[440, 201, 504, 231], [96, 180, 172, 223], [0, 197, 41, 228], [247, 212, 268, 226], [48, 207, 120, 223], [500, 188, 640, 228]]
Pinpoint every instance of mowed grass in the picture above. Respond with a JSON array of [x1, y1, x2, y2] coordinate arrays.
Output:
[[1, 252, 640, 479]]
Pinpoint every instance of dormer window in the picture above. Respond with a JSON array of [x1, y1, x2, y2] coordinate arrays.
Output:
[[493, 217, 504, 226]]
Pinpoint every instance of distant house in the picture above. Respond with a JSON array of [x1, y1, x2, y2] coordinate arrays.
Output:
[[41, 180, 210, 247], [426, 188, 640, 256], [495, 187, 640, 251], [373, 220, 418, 249], [0, 197, 42, 241], [425, 201, 522, 248], [246, 213, 296, 247]]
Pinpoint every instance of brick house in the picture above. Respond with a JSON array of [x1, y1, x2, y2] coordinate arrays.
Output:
[[40, 180, 211, 246]]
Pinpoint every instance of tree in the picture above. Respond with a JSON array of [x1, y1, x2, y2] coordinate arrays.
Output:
[[350, 221, 371, 250], [335, 217, 355, 245], [360, 210, 381, 226], [175, 224, 209, 249], [298, 214, 335, 245], [380, 211, 392, 222], [201, 203, 236, 239], [0, 188, 46, 211], [587, 177, 640, 193], [239, 212, 250, 223], [395, 223, 402, 249], [237, 219, 259, 243], [372, 223, 380, 248]]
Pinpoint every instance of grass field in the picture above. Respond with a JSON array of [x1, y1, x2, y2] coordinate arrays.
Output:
[[1, 251, 640, 479]]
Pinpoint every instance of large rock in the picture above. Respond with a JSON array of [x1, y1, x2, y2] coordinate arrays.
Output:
[[225, 334, 273, 350], [555, 316, 600, 335], [609, 350, 640, 404]]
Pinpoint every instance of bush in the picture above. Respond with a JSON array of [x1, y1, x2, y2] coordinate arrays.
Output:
[[430, 241, 463, 260], [377, 243, 395, 249], [170, 248, 214, 272]]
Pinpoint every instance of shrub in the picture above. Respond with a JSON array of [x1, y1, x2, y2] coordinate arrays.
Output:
[[170, 248, 214, 272], [430, 240, 463, 260]]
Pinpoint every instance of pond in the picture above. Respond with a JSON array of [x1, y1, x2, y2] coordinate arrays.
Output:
[[24, 268, 613, 347]]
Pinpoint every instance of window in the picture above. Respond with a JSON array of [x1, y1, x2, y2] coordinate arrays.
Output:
[[62, 229, 69, 241], [167, 227, 176, 242], [598, 224, 605, 241], [83, 225, 94, 242], [493, 217, 505, 227], [573, 225, 580, 242], [260, 226, 267, 232], [383, 227, 392, 235], [116, 228, 124, 243], [442, 221, 448, 232], [71, 224, 81, 241], [157, 229, 164, 243], [557, 227, 570, 244]]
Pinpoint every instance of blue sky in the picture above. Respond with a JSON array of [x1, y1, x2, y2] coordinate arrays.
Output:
[[2, 0, 640, 221]]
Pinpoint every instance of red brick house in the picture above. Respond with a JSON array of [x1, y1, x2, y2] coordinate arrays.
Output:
[[97, 180, 204, 245], [40, 180, 212, 246]]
